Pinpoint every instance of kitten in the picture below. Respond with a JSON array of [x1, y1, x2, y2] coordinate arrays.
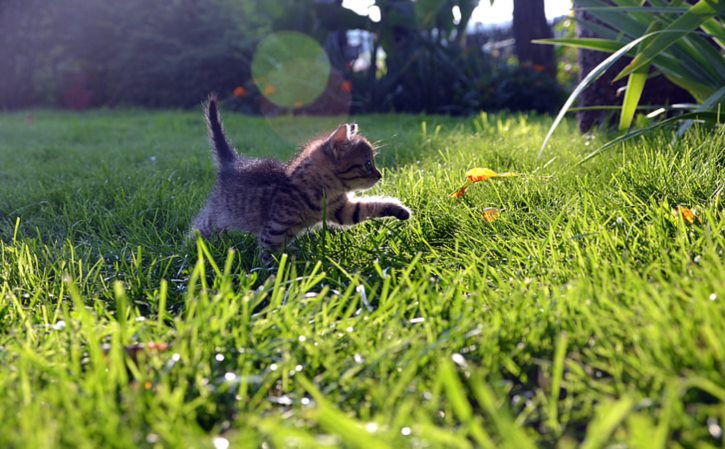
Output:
[[191, 95, 411, 253]]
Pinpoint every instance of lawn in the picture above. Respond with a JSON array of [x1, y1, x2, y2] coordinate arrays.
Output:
[[0, 108, 723, 448]]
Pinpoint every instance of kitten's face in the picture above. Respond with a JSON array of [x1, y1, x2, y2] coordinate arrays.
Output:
[[326, 124, 382, 191], [334, 138, 381, 190]]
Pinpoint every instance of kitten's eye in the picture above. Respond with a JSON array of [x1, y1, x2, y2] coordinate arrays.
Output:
[[365, 160, 373, 174]]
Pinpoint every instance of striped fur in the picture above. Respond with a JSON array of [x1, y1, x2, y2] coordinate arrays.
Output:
[[191, 96, 411, 253]]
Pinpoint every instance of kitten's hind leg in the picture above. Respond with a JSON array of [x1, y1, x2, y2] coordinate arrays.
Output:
[[258, 215, 304, 254], [259, 228, 290, 254]]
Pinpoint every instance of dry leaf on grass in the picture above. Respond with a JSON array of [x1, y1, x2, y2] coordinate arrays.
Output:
[[450, 167, 519, 198]]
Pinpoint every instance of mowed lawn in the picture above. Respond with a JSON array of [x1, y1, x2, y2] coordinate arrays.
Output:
[[0, 108, 723, 448]]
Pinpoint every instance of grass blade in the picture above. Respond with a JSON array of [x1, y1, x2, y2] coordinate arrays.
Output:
[[438, 359, 497, 449], [580, 397, 635, 449], [468, 376, 537, 449], [547, 332, 568, 432], [297, 375, 393, 449]]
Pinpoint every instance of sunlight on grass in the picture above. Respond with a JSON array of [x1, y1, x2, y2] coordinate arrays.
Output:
[[0, 110, 723, 448]]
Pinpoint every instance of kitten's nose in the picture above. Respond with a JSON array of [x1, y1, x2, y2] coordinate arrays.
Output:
[[373, 169, 382, 180]]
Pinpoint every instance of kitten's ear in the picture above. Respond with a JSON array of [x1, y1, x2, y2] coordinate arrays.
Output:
[[327, 123, 357, 159], [329, 123, 356, 144]]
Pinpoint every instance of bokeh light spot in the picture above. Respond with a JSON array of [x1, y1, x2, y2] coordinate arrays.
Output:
[[252, 32, 331, 109]]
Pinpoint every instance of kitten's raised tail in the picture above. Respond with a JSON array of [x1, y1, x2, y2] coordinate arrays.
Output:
[[205, 94, 237, 166]]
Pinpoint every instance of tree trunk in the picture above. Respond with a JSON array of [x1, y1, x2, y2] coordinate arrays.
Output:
[[574, 4, 626, 132], [512, 0, 556, 77]]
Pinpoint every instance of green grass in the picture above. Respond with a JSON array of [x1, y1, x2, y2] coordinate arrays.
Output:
[[0, 108, 723, 448]]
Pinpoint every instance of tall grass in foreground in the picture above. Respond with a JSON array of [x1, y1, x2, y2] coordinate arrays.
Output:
[[0, 110, 723, 448]]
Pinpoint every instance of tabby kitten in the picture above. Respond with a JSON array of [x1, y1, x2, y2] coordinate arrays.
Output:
[[191, 95, 411, 252]]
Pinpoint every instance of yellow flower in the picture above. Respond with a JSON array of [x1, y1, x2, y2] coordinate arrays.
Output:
[[466, 168, 498, 182], [450, 168, 519, 198], [465, 167, 518, 182]]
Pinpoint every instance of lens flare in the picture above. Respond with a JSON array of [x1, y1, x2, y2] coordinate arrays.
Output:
[[252, 32, 331, 109]]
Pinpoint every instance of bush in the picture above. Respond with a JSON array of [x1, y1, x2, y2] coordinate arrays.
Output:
[[350, 47, 564, 115], [0, 0, 257, 109]]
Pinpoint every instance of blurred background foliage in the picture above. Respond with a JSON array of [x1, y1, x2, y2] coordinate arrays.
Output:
[[0, 0, 572, 115], [348, 0, 567, 114], [0, 0, 262, 109]]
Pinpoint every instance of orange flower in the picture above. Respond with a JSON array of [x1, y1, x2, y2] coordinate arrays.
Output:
[[263, 84, 276, 96], [481, 207, 501, 222], [294, 100, 304, 109], [675, 206, 697, 225], [340, 80, 353, 93], [532, 64, 547, 73], [232, 86, 247, 97], [450, 186, 468, 198]]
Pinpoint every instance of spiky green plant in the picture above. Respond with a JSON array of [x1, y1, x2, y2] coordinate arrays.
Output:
[[537, 0, 724, 160]]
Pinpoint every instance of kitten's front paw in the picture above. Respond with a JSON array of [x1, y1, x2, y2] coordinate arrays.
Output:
[[380, 203, 411, 221], [394, 205, 411, 220]]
